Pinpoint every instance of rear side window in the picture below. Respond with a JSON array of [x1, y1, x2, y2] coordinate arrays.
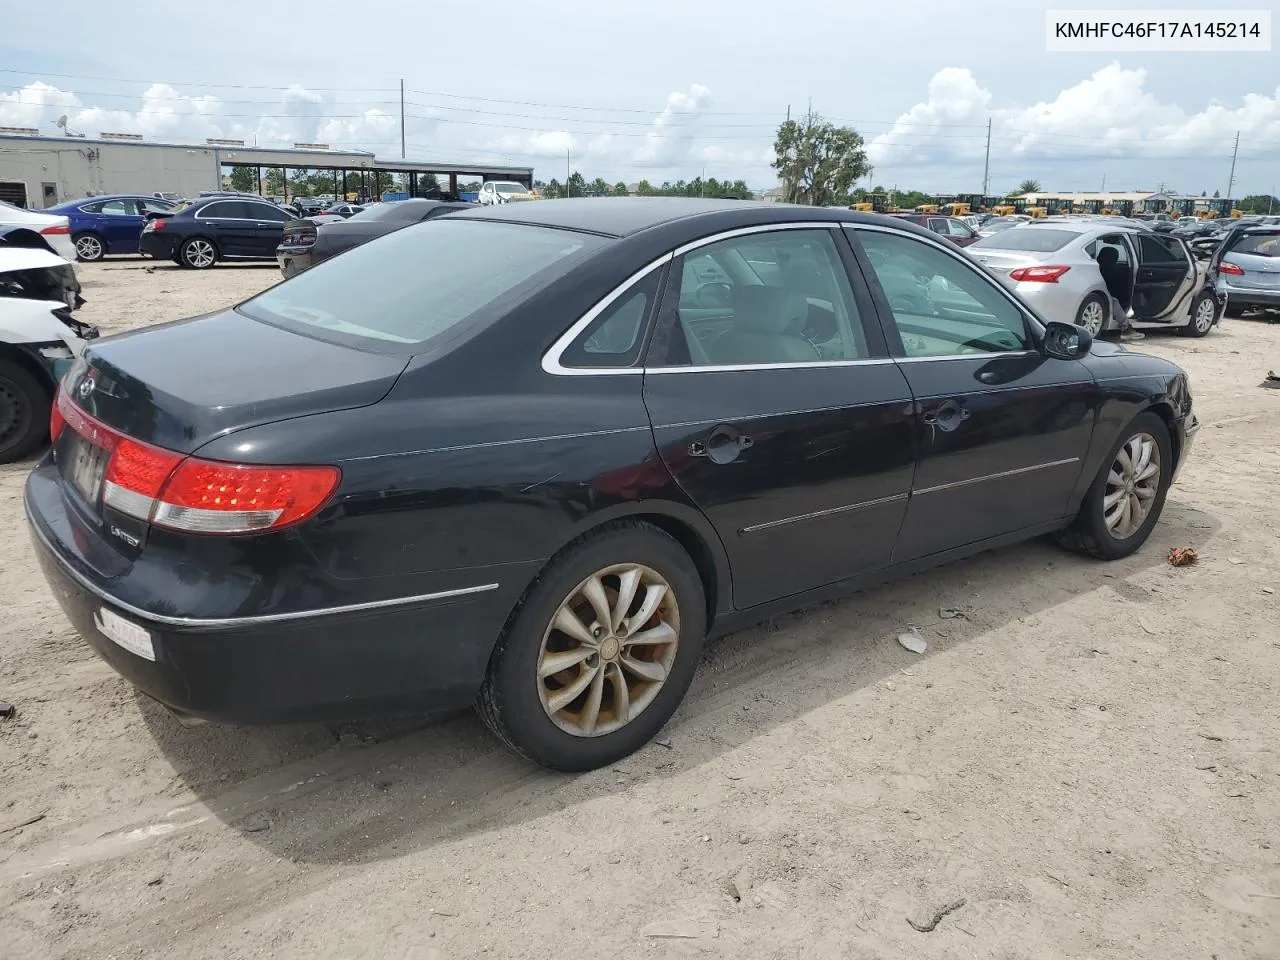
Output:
[[561, 269, 663, 369], [239, 219, 605, 347], [1138, 234, 1186, 263], [971, 229, 1076, 252]]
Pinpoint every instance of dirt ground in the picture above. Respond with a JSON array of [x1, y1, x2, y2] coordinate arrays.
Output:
[[2, 258, 1279, 960]]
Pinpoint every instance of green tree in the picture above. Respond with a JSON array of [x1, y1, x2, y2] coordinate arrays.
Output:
[[543, 178, 563, 198], [264, 168, 286, 196], [1239, 194, 1278, 214], [566, 171, 587, 197], [636, 180, 655, 196], [1212, 189, 1220, 198], [1016, 179, 1042, 194], [772, 111, 869, 206], [228, 165, 255, 192], [614, 181, 629, 196], [588, 177, 609, 196]]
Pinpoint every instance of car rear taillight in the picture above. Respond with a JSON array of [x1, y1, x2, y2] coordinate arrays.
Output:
[[1218, 262, 1245, 276], [40, 224, 71, 236], [146, 219, 165, 231], [1008, 265, 1071, 283], [50, 393, 67, 443], [54, 388, 340, 535]]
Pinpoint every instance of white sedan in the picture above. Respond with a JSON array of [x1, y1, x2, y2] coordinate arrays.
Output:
[[0, 199, 77, 261]]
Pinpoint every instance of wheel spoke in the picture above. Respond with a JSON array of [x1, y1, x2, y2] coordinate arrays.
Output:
[[546, 663, 599, 714], [1135, 460, 1159, 483], [552, 606, 595, 646], [1115, 446, 1133, 477], [580, 575, 613, 633], [1135, 439, 1153, 475], [1128, 493, 1143, 527], [609, 662, 630, 726], [620, 654, 665, 683], [612, 567, 641, 631], [623, 621, 677, 647], [1104, 488, 1127, 509], [626, 583, 668, 632], [580, 664, 606, 734], [539, 646, 594, 678], [1118, 493, 1132, 532], [1134, 484, 1156, 501]]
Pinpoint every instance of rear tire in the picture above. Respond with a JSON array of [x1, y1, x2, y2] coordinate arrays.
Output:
[[179, 238, 218, 269], [477, 521, 706, 772], [0, 359, 52, 464], [73, 232, 105, 262], [1055, 411, 1172, 561], [1075, 292, 1109, 335], [1180, 291, 1217, 337]]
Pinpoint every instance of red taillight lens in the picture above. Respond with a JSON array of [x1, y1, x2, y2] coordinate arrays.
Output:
[[58, 392, 340, 536], [1009, 265, 1071, 283], [153, 461, 340, 534], [150, 219, 165, 230], [1218, 261, 1245, 276], [50, 387, 67, 443], [40, 224, 71, 236]]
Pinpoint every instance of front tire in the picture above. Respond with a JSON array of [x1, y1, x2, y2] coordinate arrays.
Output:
[[1055, 411, 1172, 561], [1075, 292, 1108, 335], [477, 521, 706, 772], [1180, 291, 1217, 337], [0, 360, 52, 464], [179, 237, 218, 269], [73, 232, 105, 262]]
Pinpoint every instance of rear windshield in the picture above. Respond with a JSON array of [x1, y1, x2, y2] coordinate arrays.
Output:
[[1230, 233, 1280, 257], [238, 219, 605, 347], [971, 229, 1077, 252]]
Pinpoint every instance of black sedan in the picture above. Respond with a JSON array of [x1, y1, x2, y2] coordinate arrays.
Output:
[[277, 199, 470, 277], [139, 195, 294, 268], [26, 199, 1199, 772]]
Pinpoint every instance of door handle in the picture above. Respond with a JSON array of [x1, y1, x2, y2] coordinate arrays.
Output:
[[690, 424, 752, 464], [921, 399, 970, 432]]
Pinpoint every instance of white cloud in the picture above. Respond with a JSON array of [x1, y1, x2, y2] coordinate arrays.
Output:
[[868, 63, 1280, 167]]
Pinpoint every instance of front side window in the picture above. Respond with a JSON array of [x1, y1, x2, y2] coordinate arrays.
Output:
[[856, 229, 1031, 357], [239, 219, 604, 348], [249, 203, 290, 222], [662, 228, 867, 367]]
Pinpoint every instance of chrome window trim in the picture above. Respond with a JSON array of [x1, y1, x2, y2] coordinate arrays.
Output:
[[194, 201, 284, 223], [26, 503, 499, 630], [540, 252, 673, 376], [844, 222, 1048, 340], [543, 221, 867, 377]]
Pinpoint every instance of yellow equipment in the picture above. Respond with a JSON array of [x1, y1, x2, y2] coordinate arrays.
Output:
[[852, 202, 876, 212], [915, 204, 940, 214], [1025, 206, 1048, 218], [941, 202, 970, 217], [1230, 209, 1244, 218], [992, 205, 1016, 216]]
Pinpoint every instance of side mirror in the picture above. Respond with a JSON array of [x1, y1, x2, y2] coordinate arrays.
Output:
[[1042, 320, 1092, 360]]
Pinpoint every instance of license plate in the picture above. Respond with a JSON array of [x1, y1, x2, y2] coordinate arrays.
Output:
[[65, 433, 110, 504], [93, 607, 155, 661]]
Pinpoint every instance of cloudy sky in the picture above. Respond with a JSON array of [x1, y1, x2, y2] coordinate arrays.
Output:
[[1, 0, 1277, 195]]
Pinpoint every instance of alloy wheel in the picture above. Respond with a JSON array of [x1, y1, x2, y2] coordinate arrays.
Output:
[[184, 240, 215, 268], [1079, 298, 1105, 334], [1104, 432, 1161, 539], [536, 563, 680, 737], [75, 235, 103, 261], [1193, 297, 1216, 332]]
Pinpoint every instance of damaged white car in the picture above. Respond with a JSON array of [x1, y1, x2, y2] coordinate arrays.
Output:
[[0, 248, 97, 462]]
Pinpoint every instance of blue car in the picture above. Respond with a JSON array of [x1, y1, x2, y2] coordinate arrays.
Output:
[[46, 195, 180, 262]]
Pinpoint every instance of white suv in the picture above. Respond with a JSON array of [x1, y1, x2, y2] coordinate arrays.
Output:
[[477, 181, 535, 205]]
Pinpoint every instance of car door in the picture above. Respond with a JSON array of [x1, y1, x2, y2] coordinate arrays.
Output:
[[196, 200, 256, 256], [639, 225, 916, 608], [96, 198, 141, 253], [846, 224, 1100, 563], [1131, 232, 1196, 321], [245, 201, 290, 255]]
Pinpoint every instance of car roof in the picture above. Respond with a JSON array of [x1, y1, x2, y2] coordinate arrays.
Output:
[[453, 197, 894, 239]]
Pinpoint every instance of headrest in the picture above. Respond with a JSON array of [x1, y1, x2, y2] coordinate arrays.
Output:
[[1096, 246, 1119, 266], [732, 284, 807, 335]]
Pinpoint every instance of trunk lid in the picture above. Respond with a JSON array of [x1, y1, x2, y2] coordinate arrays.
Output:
[[281, 218, 319, 247], [66, 307, 409, 454]]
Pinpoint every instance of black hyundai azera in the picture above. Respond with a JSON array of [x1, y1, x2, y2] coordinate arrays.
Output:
[[26, 199, 1199, 771]]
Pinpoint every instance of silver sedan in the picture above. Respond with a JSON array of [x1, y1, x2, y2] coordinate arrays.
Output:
[[966, 221, 1222, 337]]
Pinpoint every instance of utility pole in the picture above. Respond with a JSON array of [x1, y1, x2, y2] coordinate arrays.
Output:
[[1101, 173, 1106, 191], [981, 117, 991, 196], [1226, 130, 1240, 201], [399, 79, 406, 159], [1269, 189, 1274, 215], [701, 165, 706, 198], [566, 148, 570, 196]]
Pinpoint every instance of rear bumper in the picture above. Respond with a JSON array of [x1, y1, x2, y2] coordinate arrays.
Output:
[[276, 247, 316, 278], [1216, 279, 1280, 308], [24, 466, 519, 724], [138, 231, 177, 260]]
